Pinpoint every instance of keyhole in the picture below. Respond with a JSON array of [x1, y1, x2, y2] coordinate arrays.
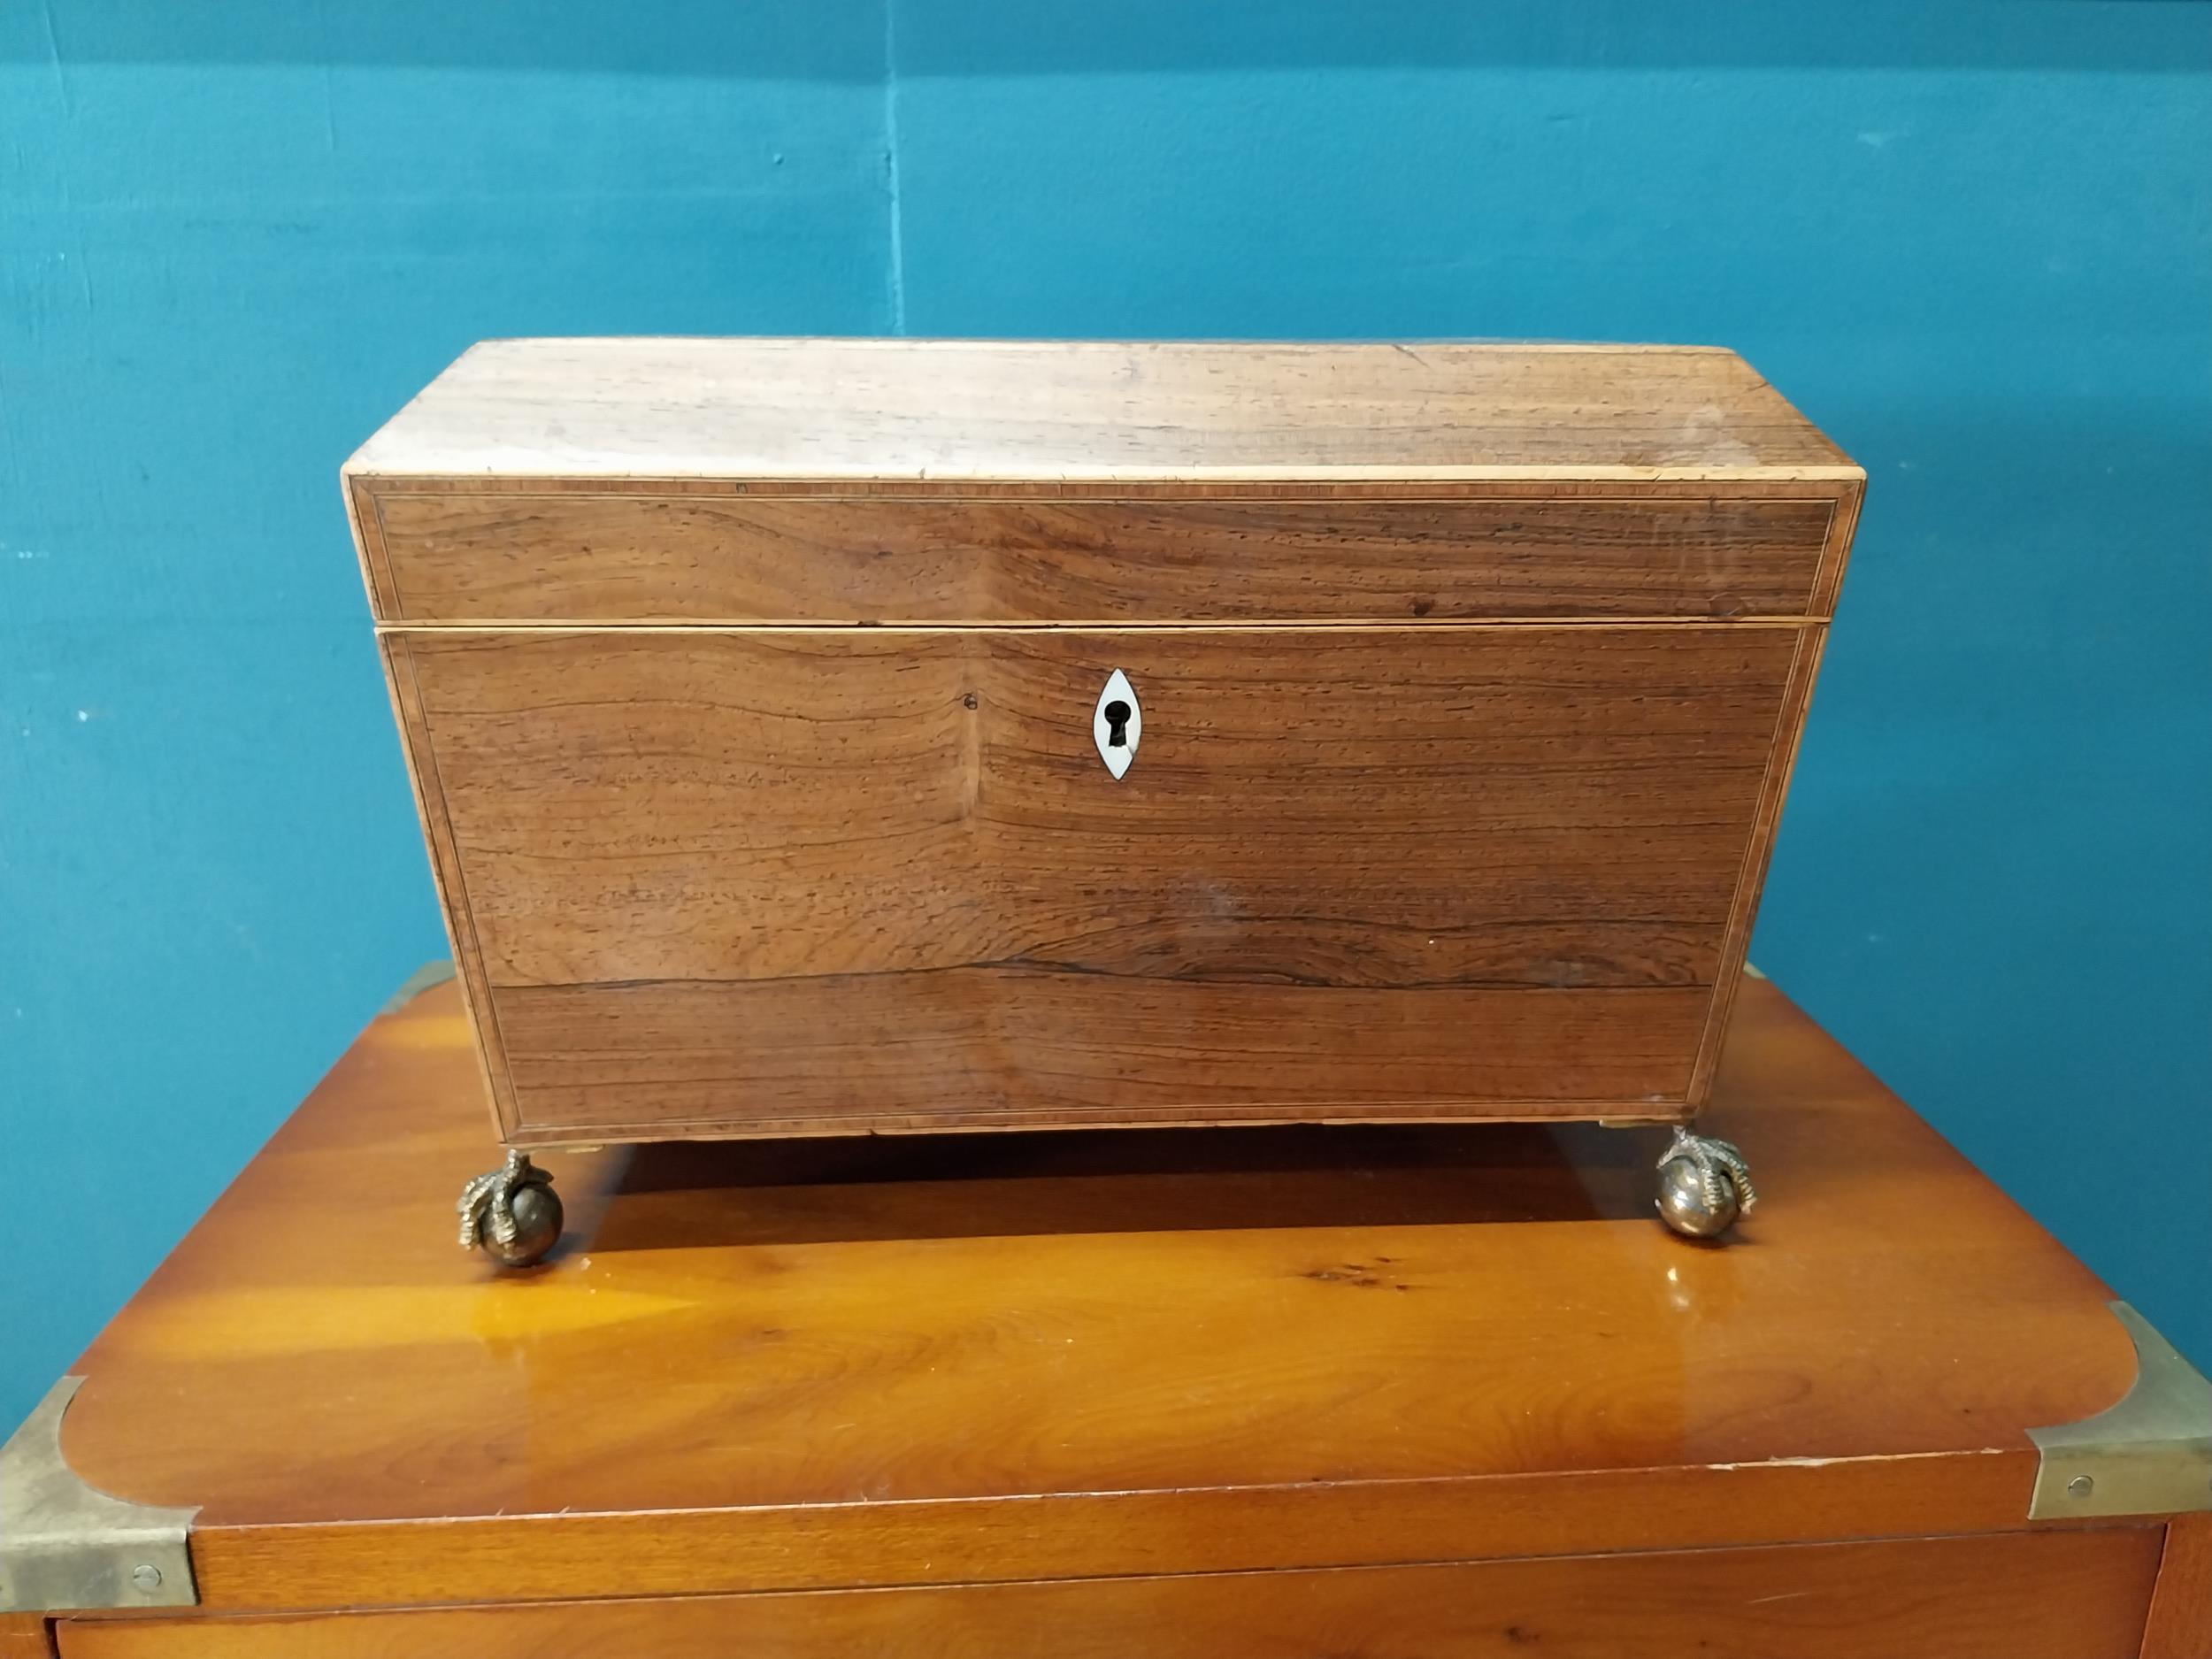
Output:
[[1093, 669, 1141, 780]]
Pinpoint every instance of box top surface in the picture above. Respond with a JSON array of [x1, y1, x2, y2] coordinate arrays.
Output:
[[23, 971, 2142, 1614], [344, 337, 1862, 483]]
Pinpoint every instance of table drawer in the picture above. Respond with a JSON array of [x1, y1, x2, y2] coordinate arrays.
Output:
[[359, 488, 1840, 624], [57, 1528, 2165, 1659]]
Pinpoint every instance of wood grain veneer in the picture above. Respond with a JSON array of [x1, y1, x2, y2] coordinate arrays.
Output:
[[346, 339, 1863, 1149], [393, 624, 1794, 1140], [367, 490, 1840, 624], [343, 338, 1861, 481]]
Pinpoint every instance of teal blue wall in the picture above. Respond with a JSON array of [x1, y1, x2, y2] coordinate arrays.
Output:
[[4, 3, 2207, 1429]]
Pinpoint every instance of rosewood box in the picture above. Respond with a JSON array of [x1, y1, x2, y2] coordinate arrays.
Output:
[[343, 338, 1863, 1248]]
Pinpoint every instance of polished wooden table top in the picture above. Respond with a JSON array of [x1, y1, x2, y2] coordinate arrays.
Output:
[[48, 969, 2140, 1612]]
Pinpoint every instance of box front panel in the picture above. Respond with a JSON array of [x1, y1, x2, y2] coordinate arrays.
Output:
[[393, 625, 1801, 1140]]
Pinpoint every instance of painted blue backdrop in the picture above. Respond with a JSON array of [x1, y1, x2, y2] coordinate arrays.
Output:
[[3, 2, 2208, 1429]]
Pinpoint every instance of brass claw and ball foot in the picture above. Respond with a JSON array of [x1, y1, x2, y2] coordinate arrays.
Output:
[[458, 1150, 563, 1269], [1655, 1126, 1758, 1240]]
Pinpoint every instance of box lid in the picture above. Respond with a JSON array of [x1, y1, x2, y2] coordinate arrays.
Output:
[[8, 969, 2164, 1616], [343, 338, 1862, 484]]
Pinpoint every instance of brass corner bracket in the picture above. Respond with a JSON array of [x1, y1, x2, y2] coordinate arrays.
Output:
[[2029, 1302, 2212, 1521], [0, 1377, 198, 1613]]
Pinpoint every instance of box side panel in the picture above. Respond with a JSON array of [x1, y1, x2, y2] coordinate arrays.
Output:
[[342, 476, 404, 621], [1685, 474, 1859, 1105], [376, 636, 520, 1142], [1684, 627, 1828, 1107]]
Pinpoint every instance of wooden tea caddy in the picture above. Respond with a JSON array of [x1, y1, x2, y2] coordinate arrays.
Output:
[[343, 338, 1863, 1263]]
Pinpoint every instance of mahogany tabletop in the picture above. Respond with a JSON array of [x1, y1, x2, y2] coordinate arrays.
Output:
[[19, 968, 2167, 1618]]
